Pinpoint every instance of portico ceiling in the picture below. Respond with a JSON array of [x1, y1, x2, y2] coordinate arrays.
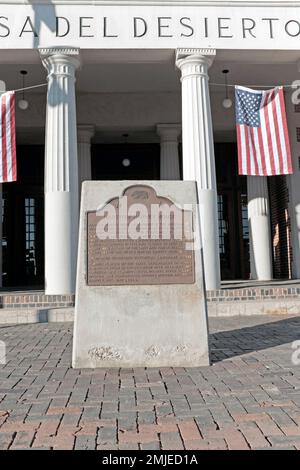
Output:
[[0, 49, 299, 94]]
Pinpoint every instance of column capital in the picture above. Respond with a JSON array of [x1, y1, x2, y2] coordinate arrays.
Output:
[[176, 49, 216, 80], [176, 48, 216, 65], [156, 124, 181, 142], [77, 124, 95, 144], [40, 47, 81, 74]]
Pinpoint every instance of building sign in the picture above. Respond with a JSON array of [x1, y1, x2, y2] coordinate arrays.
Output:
[[0, 3, 300, 49]]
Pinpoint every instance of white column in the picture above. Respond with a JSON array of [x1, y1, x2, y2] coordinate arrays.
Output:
[[157, 124, 181, 180], [176, 48, 220, 290], [0, 80, 6, 289], [247, 176, 273, 280], [40, 48, 80, 295], [285, 83, 300, 279], [78, 125, 95, 194]]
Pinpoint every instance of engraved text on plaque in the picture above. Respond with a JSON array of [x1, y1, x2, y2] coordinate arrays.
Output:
[[87, 186, 195, 286]]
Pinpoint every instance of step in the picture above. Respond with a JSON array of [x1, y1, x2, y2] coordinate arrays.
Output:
[[0, 291, 75, 309], [0, 295, 300, 325], [0, 307, 74, 325], [207, 286, 300, 316]]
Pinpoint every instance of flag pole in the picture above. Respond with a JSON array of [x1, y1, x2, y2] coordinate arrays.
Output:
[[0, 80, 6, 290]]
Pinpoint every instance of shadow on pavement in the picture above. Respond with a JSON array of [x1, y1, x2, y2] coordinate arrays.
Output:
[[210, 315, 300, 363]]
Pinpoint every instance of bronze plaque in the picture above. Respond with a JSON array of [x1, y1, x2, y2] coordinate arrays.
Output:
[[87, 185, 195, 286]]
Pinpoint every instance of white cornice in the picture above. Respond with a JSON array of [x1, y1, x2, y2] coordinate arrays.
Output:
[[2, 0, 300, 7]]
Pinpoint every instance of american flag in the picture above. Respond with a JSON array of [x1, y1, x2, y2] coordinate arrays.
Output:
[[235, 86, 292, 176], [0, 91, 17, 182]]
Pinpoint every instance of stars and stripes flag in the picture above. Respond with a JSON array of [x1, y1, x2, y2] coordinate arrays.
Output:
[[0, 91, 17, 182], [235, 86, 292, 176]]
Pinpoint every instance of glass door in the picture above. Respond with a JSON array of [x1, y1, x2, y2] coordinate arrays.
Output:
[[2, 145, 44, 289], [2, 189, 44, 288]]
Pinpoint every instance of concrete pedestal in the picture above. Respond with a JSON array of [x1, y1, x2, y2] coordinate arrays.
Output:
[[72, 180, 210, 368]]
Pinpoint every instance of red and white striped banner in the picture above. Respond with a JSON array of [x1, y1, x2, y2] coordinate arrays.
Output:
[[0, 91, 17, 183], [235, 86, 293, 176]]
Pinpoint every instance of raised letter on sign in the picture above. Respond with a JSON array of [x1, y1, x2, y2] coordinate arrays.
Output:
[[0, 17, 10, 37], [133, 18, 147, 37], [180, 17, 194, 37], [56, 17, 70, 38], [19, 17, 38, 37], [242, 18, 256, 38], [103, 17, 118, 38]]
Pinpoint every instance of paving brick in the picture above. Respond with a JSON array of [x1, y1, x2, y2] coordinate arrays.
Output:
[[141, 441, 160, 450], [0, 432, 16, 450], [74, 435, 96, 450], [256, 415, 283, 436], [184, 439, 210, 450], [137, 410, 156, 425], [118, 411, 137, 431], [32, 434, 54, 448], [239, 422, 270, 448], [279, 425, 300, 436], [118, 442, 140, 450], [98, 426, 117, 445], [267, 436, 300, 448], [224, 429, 249, 450], [38, 418, 60, 436], [10, 430, 36, 449], [160, 432, 184, 450], [53, 432, 75, 450], [208, 438, 228, 450], [60, 412, 81, 427], [178, 419, 201, 441], [1, 316, 300, 449], [267, 409, 298, 427]]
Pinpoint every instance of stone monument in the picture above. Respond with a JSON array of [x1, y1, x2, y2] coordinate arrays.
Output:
[[72, 181, 210, 368]]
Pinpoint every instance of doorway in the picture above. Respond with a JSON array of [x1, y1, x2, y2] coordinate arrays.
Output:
[[91, 144, 160, 180], [215, 143, 250, 280], [2, 145, 44, 288]]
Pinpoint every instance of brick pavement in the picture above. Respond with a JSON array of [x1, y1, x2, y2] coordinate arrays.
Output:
[[0, 315, 300, 450]]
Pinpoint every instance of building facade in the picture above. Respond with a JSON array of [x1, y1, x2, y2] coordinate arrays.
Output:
[[0, 0, 300, 294]]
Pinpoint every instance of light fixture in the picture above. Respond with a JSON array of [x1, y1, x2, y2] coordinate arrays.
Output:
[[18, 70, 29, 110], [222, 69, 233, 109], [121, 133, 131, 167], [122, 158, 131, 167]]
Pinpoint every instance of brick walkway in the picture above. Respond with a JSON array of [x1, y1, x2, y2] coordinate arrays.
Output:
[[1, 315, 300, 450]]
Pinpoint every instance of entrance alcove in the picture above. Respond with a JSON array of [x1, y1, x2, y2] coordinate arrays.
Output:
[[0, 48, 297, 289]]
